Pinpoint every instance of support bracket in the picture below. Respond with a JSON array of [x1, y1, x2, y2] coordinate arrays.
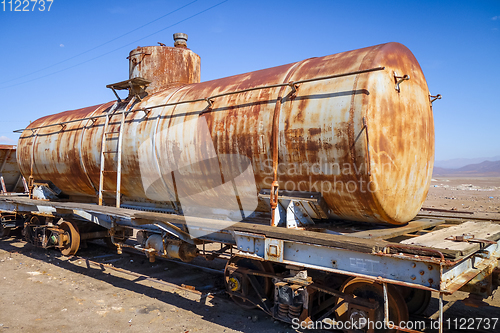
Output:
[[394, 72, 410, 92], [153, 221, 196, 245], [259, 190, 329, 228], [430, 94, 442, 103]]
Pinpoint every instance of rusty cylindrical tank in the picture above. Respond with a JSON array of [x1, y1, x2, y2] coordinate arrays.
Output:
[[17, 38, 434, 225]]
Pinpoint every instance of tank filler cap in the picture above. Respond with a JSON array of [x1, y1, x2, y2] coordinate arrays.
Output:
[[173, 33, 188, 48]]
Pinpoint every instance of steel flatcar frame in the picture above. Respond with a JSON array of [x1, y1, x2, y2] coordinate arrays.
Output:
[[0, 195, 499, 333]]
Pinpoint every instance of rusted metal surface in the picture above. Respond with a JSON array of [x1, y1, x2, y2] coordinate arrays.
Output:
[[128, 38, 200, 94], [17, 42, 434, 225], [0, 145, 25, 193], [16, 68, 387, 136], [17, 103, 115, 198]]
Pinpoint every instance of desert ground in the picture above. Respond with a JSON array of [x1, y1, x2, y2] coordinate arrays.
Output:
[[423, 177, 500, 217], [1, 177, 499, 333]]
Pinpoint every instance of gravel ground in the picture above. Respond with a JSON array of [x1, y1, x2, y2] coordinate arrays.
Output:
[[423, 177, 500, 217], [0, 239, 294, 333]]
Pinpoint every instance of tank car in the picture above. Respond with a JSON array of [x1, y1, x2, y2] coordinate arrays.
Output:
[[17, 34, 434, 226]]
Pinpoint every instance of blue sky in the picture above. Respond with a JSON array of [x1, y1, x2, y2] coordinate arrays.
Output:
[[0, 0, 498, 161]]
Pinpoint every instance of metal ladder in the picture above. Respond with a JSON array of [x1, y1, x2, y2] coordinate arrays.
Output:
[[98, 97, 136, 207]]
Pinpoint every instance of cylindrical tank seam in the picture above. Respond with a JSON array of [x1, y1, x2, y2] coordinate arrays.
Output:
[[79, 102, 112, 195]]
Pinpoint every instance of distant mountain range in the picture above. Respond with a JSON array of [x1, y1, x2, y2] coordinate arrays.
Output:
[[433, 160, 500, 177], [434, 156, 500, 169]]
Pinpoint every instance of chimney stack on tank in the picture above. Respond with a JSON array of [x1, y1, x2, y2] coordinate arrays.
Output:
[[127, 32, 200, 93]]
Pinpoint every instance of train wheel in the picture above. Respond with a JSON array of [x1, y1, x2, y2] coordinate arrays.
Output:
[[398, 286, 431, 315], [335, 278, 409, 333], [224, 256, 273, 310], [59, 221, 80, 256]]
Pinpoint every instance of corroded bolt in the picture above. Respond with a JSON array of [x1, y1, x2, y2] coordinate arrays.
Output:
[[420, 270, 425, 275]]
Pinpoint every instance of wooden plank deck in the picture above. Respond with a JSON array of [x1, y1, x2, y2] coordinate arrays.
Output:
[[401, 221, 500, 257]]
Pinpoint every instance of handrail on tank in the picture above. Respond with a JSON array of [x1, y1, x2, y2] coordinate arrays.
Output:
[[13, 66, 385, 134]]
